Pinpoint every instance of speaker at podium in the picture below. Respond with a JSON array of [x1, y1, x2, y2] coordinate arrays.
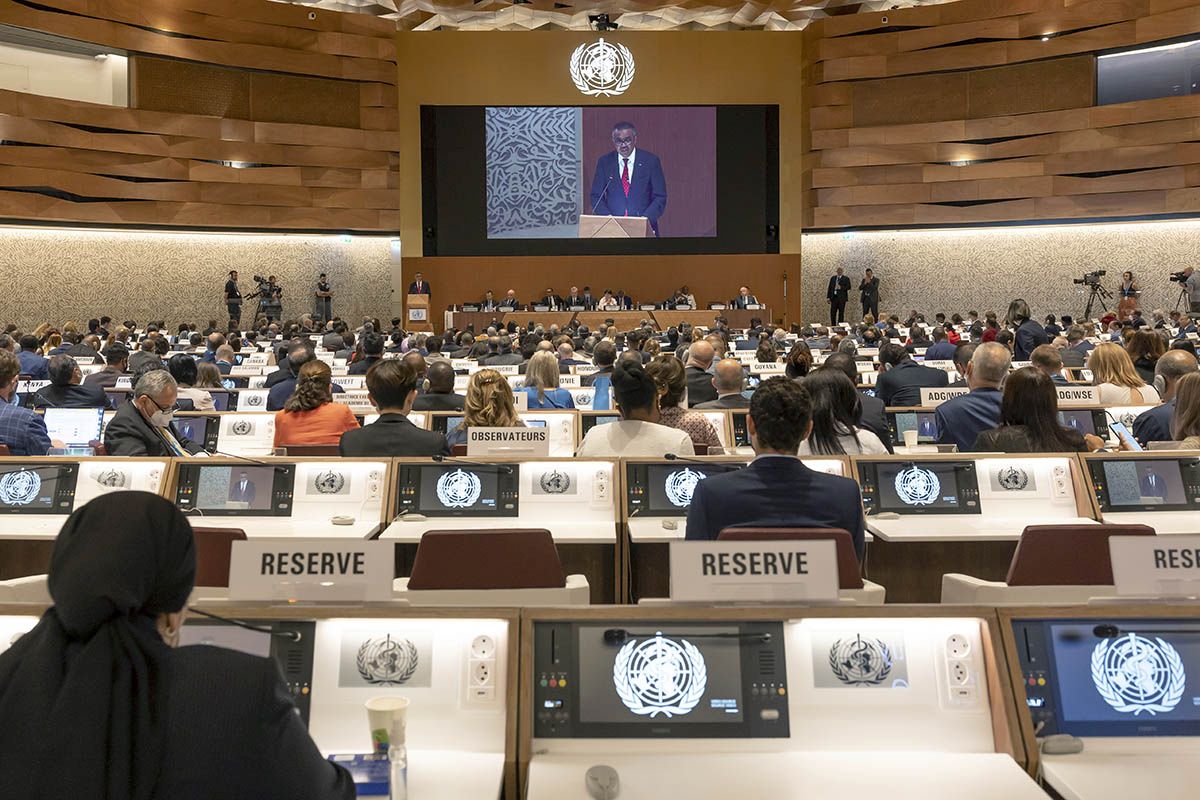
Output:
[[578, 215, 650, 239], [406, 293, 433, 332]]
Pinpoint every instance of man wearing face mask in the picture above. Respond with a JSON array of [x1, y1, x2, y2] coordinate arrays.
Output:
[[103, 368, 204, 456], [0, 349, 51, 455]]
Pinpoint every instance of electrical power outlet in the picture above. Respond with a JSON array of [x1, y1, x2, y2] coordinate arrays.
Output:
[[949, 660, 970, 685], [946, 634, 971, 659], [471, 660, 493, 686], [471, 634, 496, 660]]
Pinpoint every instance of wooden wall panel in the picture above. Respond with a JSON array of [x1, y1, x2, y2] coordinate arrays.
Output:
[[804, 0, 1200, 229], [0, 0, 398, 232]]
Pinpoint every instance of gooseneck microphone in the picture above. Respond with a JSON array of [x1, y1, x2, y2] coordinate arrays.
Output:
[[664, 453, 744, 470], [186, 607, 302, 642], [591, 177, 613, 215], [603, 628, 771, 646], [432, 453, 514, 475], [1093, 624, 1199, 638]]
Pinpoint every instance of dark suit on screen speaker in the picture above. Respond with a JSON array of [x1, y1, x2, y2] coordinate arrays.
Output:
[[589, 149, 668, 235]]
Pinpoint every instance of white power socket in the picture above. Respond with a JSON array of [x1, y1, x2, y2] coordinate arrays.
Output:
[[464, 634, 499, 707], [945, 633, 979, 707], [471, 634, 496, 660], [946, 634, 971, 659]]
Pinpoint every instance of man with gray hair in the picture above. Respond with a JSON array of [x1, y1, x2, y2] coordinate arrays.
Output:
[[1133, 349, 1200, 443], [696, 359, 750, 409], [934, 342, 1010, 451], [29, 354, 110, 409], [103, 369, 203, 456]]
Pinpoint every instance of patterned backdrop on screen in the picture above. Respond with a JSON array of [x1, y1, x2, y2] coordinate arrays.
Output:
[[485, 107, 582, 237]]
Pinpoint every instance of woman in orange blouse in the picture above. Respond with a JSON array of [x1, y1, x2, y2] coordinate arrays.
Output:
[[272, 360, 359, 447]]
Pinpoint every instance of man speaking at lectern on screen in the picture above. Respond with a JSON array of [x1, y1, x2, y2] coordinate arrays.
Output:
[[589, 121, 668, 236]]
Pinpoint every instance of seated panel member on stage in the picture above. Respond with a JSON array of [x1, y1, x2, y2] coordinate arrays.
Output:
[[538, 288, 563, 311], [341, 360, 449, 457], [0, 493, 354, 800], [499, 289, 520, 311], [731, 286, 759, 309], [685, 377, 866, 558], [577, 358, 694, 457], [588, 121, 668, 236]]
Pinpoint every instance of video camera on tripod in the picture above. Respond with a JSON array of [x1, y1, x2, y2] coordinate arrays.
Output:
[[1074, 270, 1112, 319], [1072, 269, 1106, 286]]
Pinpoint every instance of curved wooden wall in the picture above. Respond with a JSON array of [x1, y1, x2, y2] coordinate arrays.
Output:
[[803, 0, 1200, 229], [0, 0, 398, 232]]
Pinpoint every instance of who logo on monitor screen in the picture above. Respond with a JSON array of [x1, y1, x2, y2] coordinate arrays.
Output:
[[570, 39, 635, 97]]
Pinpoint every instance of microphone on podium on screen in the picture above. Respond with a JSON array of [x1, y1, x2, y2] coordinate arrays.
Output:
[[591, 176, 613, 215]]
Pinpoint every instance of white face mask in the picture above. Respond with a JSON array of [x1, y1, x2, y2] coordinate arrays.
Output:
[[144, 398, 174, 428]]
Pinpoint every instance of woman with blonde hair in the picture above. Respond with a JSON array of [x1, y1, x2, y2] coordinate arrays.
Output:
[[522, 350, 575, 410], [1088, 342, 1161, 405], [1171, 372, 1200, 448], [446, 368, 525, 448], [272, 359, 359, 447], [645, 355, 722, 452], [194, 361, 224, 389], [41, 333, 61, 357]]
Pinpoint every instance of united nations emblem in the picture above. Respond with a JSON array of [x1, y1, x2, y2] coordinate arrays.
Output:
[[94, 469, 128, 489], [1119, 412, 1136, 428], [829, 634, 893, 686], [1091, 633, 1185, 715], [613, 633, 707, 718], [539, 469, 571, 494], [436, 468, 482, 509], [245, 394, 264, 408], [997, 467, 1029, 491], [356, 635, 419, 685], [313, 470, 345, 495], [0, 470, 41, 506], [569, 38, 635, 98], [894, 466, 940, 506], [576, 393, 594, 407], [231, 419, 254, 436], [664, 468, 706, 508]]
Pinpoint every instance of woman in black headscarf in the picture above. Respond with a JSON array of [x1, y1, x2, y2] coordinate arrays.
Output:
[[0, 492, 353, 800]]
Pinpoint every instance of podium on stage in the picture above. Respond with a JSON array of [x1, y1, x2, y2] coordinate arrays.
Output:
[[579, 214, 650, 238], [406, 293, 433, 332]]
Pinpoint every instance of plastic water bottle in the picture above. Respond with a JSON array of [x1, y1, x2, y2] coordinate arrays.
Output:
[[388, 741, 408, 800]]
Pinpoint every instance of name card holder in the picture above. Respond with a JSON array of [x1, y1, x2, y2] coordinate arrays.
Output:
[[229, 539, 394, 602], [1056, 386, 1099, 407], [668, 540, 839, 603], [1110, 535, 1200, 598], [919, 387, 970, 406], [467, 426, 548, 456]]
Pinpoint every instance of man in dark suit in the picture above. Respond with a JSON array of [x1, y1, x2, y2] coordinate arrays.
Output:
[[228, 471, 257, 506], [822, 352, 892, 452], [588, 121, 668, 236], [348, 333, 385, 376], [1009, 299, 1048, 361], [826, 267, 851, 325], [934, 343, 1009, 451], [583, 341, 616, 388], [82, 344, 129, 390], [266, 347, 345, 411], [875, 342, 949, 407], [684, 341, 718, 407], [224, 269, 242, 326], [580, 286, 596, 310], [948, 343, 976, 388], [1139, 467, 1168, 499], [30, 355, 112, 409], [859, 269, 880, 320], [103, 370, 203, 456], [731, 286, 759, 310], [685, 377, 866, 559], [1133, 350, 1199, 443], [480, 291, 499, 312], [538, 288, 564, 310], [564, 286, 585, 309], [696, 359, 750, 409], [1060, 327, 1088, 367], [412, 361, 465, 411], [407, 271, 431, 295], [16, 336, 48, 380], [340, 360, 450, 457]]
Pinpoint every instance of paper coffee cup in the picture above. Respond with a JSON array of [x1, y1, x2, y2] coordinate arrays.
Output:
[[902, 429, 919, 448], [365, 696, 410, 754]]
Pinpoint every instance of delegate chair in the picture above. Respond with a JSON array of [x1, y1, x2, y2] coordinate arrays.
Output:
[[192, 526, 248, 588], [717, 527, 885, 604]]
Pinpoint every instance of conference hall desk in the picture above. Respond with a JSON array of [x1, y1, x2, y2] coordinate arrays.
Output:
[[522, 605, 1042, 800], [448, 308, 771, 333], [654, 308, 772, 330], [852, 453, 1098, 603], [1080, 451, 1200, 534], [885, 405, 1156, 449], [999, 604, 1200, 800], [0, 456, 174, 579], [448, 311, 575, 332], [0, 604, 519, 800], [379, 457, 620, 603], [168, 411, 430, 458]]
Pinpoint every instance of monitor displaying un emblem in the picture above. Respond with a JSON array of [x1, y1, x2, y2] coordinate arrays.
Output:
[[569, 38, 635, 97], [894, 466, 940, 506], [436, 468, 482, 509], [828, 635, 893, 686], [356, 635, 419, 685], [1091, 633, 1185, 715], [613, 633, 707, 718], [664, 468, 706, 508], [0, 470, 41, 506]]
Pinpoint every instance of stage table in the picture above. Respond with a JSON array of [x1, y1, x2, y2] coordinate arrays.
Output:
[[447, 310, 575, 332], [446, 307, 773, 333], [575, 311, 648, 331], [653, 308, 772, 330]]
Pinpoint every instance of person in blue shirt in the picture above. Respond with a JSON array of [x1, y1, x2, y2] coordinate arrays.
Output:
[[0, 349, 51, 455], [1008, 299, 1049, 361], [923, 326, 958, 361], [1030, 344, 1071, 385], [1133, 350, 1199, 444], [522, 351, 575, 410], [934, 342, 1010, 452], [16, 335, 48, 380], [685, 377, 866, 559]]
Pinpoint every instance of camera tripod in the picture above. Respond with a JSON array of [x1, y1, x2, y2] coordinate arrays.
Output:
[[1083, 281, 1113, 321], [1174, 284, 1191, 313]]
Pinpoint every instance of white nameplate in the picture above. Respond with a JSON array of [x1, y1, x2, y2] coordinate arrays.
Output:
[[229, 539, 393, 602], [919, 387, 969, 406], [467, 426, 548, 456], [559, 374, 582, 388], [669, 540, 839, 603], [451, 359, 472, 371], [750, 362, 784, 374], [921, 359, 954, 369], [513, 391, 528, 411], [18, 380, 50, 393], [1056, 386, 1099, 407], [574, 364, 599, 375], [491, 365, 519, 375], [231, 365, 261, 376], [1110, 535, 1200, 597], [1011, 361, 1032, 369]]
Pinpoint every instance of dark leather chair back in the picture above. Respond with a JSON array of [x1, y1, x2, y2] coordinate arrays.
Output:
[[192, 526, 248, 587], [408, 529, 566, 590], [716, 527, 863, 589], [281, 445, 341, 456], [1006, 524, 1156, 586]]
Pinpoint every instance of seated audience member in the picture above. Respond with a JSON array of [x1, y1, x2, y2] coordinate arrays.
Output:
[[1088, 342, 1161, 405], [348, 332, 385, 375], [340, 360, 449, 457], [934, 342, 1010, 451], [16, 335, 48, 380], [0, 350, 50, 455], [583, 340, 616, 389], [923, 326, 956, 360], [1009, 299, 1049, 360], [0, 493, 354, 799], [523, 351, 576, 410], [127, 338, 161, 373], [412, 361, 466, 411], [973, 367, 1104, 453], [948, 342, 977, 387], [684, 377, 866, 557], [1030, 343, 1069, 385], [696, 358, 750, 409], [214, 344, 236, 374], [29, 355, 111, 409], [1133, 350, 1200, 443], [1170, 372, 1200, 448], [266, 344, 344, 411], [446, 369, 526, 449], [875, 342, 949, 406], [995, 329, 1015, 353], [82, 344, 128, 389], [558, 342, 587, 368], [1060, 326, 1091, 366], [272, 360, 359, 448], [683, 340, 718, 406], [821, 352, 892, 452], [577, 359, 694, 457], [1126, 329, 1166, 384], [194, 362, 224, 390], [799, 369, 887, 455], [103, 370, 203, 456], [167, 353, 214, 412], [784, 341, 814, 380], [481, 334, 523, 366], [646, 356, 722, 452], [755, 339, 777, 364]]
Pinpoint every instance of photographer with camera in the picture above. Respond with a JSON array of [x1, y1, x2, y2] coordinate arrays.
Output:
[[1171, 267, 1200, 313]]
